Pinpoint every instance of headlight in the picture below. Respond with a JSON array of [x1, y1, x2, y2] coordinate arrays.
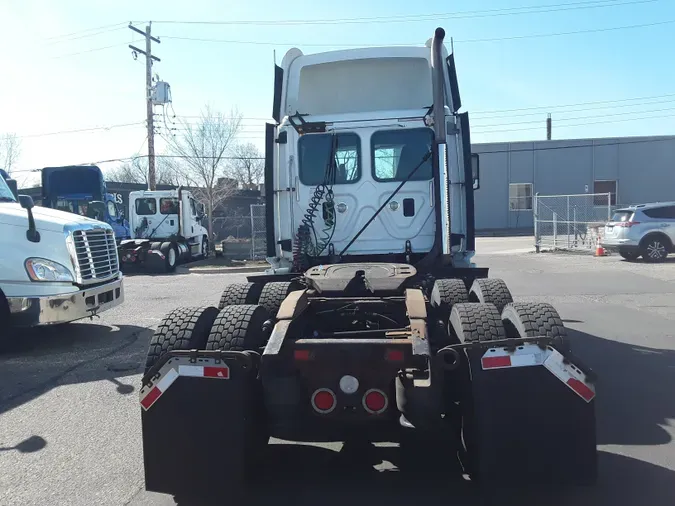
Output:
[[25, 258, 74, 282]]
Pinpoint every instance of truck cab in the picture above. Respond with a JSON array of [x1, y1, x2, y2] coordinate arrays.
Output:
[[264, 34, 479, 275], [40, 165, 131, 241], [0, 169, 124, 337], [117, 188, 209, 272]]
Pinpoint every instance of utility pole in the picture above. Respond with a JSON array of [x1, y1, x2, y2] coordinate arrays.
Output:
[[546, 113, 552, 140], [128, 22, 160, 190]]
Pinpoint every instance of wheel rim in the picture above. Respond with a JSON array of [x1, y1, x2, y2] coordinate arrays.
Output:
[[203, 240, 209, 257], [168, 247, 176, 266], [647, 241, 666, 259]]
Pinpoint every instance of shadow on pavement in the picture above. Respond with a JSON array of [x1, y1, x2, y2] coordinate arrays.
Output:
[[0, 435, 47, 454], [236, 446, 674, 506], [566, 329, 675, 447], [0, 323, 152, 414]]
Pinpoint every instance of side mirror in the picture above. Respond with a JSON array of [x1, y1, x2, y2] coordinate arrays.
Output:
[[6, 178, 18, 199], [471, 153, 480, 191], [19, 195, 34, 210]]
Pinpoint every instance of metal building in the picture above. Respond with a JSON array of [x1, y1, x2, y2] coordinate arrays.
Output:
[[472, 135, 675, 232]]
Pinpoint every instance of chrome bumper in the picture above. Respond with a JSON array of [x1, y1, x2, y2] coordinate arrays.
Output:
[[8, 276, 124, 327]]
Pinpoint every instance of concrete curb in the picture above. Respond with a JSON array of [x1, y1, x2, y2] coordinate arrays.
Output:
[[182, 266, 268, 275]]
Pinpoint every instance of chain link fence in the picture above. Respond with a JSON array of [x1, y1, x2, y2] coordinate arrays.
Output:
[[250, 204, 267, 260], [534, 193, 613, 253]]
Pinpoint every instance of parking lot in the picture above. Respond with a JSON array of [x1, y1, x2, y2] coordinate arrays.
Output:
[[1, 236, 674, 506]]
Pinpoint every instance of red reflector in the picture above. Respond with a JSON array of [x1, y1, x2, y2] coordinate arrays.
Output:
[[363, 389, 388, 414], [386, 349, 404, 362], [312, 389, 336, 413], [204, 366, 229, 379], [140, 386, 161, 410], [482, 355, 512, 369], [567, 377, 595, 402], [294, 350, 311, 361]]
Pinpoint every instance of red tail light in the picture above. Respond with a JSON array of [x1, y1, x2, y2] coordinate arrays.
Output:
[[311, 388, 336, 414], [385, 349, 404, 362], [362, 389, 388, 414], [616, 221, 640, 228], [294, 349, 311, 361]]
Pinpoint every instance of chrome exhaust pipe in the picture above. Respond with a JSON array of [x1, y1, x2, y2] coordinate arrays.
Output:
[[431, 27, 446, 144]]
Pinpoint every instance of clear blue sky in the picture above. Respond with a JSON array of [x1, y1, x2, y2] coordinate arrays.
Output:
[[1, 0, 674, 185]]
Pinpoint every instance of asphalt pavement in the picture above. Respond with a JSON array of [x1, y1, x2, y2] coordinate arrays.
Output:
[[1, 237, 674, 506]]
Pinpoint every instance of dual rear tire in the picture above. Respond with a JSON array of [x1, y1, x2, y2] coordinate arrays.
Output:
[[447, 300, 595, 486]]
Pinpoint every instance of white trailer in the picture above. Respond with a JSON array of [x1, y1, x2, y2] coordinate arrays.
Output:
[[117, 188, 209, 272]]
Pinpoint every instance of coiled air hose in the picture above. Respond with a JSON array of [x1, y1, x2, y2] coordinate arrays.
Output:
[[292, 134, 338, 271]]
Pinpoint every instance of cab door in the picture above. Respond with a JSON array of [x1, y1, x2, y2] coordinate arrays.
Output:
[[292, 126, 435, 257]]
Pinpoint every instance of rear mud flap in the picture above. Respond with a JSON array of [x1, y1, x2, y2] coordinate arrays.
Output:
[[467, 344, 597, 485], [140, 351, 264, 498]]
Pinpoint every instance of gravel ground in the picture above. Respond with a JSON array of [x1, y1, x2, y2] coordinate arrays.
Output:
[[1, 239, 674, 506]]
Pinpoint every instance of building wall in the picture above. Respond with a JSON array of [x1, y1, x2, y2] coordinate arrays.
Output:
[[472, 135, 675, 231]]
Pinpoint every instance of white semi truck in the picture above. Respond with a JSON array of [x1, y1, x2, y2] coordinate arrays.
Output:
[[0, 169, 124, 342], [139, 28, 597, 503], [117, 188, 209, 273]]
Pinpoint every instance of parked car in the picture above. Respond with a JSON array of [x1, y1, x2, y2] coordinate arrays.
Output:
[[602, 202, 675, 262]]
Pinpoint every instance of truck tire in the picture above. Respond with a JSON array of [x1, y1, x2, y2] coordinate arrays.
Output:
[[218, 282, 264, 310], [257, 281, 297, 318], [207, 304, 271, 352], [206, 304, 270, 470], [160, 242, 178, 272], [449, 302, 506, 344], [501, 302, 568, 351], [144, 306, 220, 374], [201, 236, 209, 259], [429, 278, 469, 322], [448, 303, 505, 483], [468, 278, 513, 314], [0, 291, 13, 351]]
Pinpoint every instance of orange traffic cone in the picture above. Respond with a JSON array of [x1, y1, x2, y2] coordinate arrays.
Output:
[[595, 238, 606, 257]]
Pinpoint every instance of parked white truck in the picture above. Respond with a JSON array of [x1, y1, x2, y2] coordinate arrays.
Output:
[[0, 170, 124, 340], [117, 188, 210, 273]]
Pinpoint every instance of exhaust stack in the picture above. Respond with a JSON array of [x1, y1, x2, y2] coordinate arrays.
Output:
[[431, 27, 447, 144]]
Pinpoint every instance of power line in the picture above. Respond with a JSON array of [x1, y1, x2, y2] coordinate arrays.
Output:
[[152, 0, 657, 26], [460, 18, 674, 43], [472, 105, 675, 129], [159, 18, 674, 48], [45, 25, 128, 45], [85, 136, 675, 168], [471, 96, 675, 119], [17, 122, 145, 139], [42, 22, 127, 41], [471, 92, 675, 115], [48, 44, 123, 59], [475, 112, 675, 134]]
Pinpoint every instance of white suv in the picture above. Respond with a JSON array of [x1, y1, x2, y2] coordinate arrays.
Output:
[[602, 202, 675, 262]]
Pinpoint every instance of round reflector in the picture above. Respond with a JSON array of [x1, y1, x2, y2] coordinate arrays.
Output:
[[339, 375, 359, 394], [311, 388, 336, 414], [363, 389, 388, 414]]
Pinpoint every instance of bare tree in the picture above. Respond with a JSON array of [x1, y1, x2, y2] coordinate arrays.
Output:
[[0, 133, 21, 174], [229, 142, 264, 188], [106, 156, 177, 186], [167, 105, 243, 239]]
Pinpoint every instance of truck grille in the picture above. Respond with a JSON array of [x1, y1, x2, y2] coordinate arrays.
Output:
[[72, 229, 119, 283]]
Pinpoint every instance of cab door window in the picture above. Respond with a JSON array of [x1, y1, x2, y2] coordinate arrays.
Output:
[[298, 132, 361, 185], [135, 198, 157, 215], [372, 128, 433, 182]]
